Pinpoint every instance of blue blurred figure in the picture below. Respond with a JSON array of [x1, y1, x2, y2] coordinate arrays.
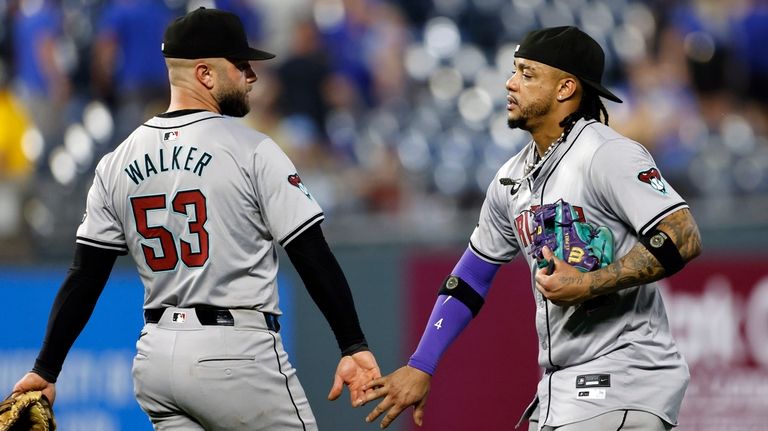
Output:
[[731, 2, 768, 109], [213, 0, 264, 44], [11, 0, 71, 165], [316, 0, 375, 107], [91, 0, 175, 145]]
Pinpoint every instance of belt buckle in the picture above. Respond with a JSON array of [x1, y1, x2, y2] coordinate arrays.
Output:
[[214, 310, 235, 326]]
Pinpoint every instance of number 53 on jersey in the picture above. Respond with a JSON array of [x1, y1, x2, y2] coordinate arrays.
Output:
[[130, 189, 209, 272]]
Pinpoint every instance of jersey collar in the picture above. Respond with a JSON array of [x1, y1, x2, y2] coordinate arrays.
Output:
[[157, 109, 210, 118]]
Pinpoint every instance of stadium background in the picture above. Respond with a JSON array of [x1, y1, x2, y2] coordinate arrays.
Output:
[[1, 0, 766, 430]]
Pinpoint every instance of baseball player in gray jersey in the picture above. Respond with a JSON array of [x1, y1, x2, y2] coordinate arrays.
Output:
[[362, 27, 702, 430], [11, 8, 380, 430]]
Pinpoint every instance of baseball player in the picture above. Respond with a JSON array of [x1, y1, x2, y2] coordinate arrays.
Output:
[[11, 8, 380, 430], [362, 26, 702, 430]]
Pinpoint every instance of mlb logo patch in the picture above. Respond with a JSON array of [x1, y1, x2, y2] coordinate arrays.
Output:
[[163, 131, 179, 141], [172, 312, 187, 323], [576, 389, 606, 399]]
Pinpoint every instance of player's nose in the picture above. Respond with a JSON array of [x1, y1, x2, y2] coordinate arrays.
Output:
[[245, 64, 258, 83], [506, 74, 518, 92]]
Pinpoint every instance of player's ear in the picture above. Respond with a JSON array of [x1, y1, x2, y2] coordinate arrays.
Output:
[[195, 62, 216, 90], [556, 75, 577, 102]]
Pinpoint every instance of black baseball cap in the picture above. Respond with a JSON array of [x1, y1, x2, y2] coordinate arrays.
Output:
[[515, 26, 622, 103], [162, 7, 275, 61]]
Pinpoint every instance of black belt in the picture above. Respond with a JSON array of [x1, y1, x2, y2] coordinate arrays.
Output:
[[144, 307, 280, 332]]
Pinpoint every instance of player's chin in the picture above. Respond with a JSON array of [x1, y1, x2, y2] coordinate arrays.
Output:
[[507, 115, 526, 130]]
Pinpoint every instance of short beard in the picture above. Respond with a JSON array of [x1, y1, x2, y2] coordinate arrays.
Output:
[[216, 87, 250, 117], [507, 95, 554, 131], [507, 117, 528, 130]]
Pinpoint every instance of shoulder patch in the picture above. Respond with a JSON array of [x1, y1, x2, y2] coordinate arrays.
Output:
[[288, 173, 312, 199], [637, 167, 667, 194]]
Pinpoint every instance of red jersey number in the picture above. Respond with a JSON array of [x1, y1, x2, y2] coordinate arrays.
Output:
[[131, 190, 209, 271]]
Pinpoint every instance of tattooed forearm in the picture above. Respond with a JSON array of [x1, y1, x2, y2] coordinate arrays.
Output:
[[655, 208, 703, 261], [587, 209, 702, 297], [589, 244, 664, 296]]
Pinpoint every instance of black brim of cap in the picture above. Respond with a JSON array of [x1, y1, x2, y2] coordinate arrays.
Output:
[[581, 78, 622, 103], [228, 47, 276, 61]]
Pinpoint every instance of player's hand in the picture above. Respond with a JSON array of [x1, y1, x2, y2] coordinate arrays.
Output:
[[328, 350, 381, 407], [12, 372, 56, 405], [535, 246, 591, 306], [362, 365, 431, 429]]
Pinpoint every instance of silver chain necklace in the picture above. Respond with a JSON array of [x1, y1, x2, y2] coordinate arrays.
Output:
[[499, 132, 565, 194]]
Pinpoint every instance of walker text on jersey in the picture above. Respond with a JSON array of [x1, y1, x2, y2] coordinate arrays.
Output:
[[124, 145, 213, 185]]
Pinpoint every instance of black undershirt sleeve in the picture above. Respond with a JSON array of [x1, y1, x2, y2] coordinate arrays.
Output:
[[32, 243, 119, 383], [284, 223, 369, 356]]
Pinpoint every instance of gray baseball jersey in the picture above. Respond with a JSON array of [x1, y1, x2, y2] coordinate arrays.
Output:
[[76, 110, 323, 313], [75, 110, 322, 430], [470, 118, 689, 428]]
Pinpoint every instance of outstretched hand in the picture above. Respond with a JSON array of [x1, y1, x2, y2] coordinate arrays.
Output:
[[12, 372, 56, 405], [363, 365, 431, 429], [327, 350, 381, 407], [535, 246, 591, 305]]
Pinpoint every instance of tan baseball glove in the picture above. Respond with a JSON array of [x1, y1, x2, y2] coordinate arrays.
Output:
[[0, 391, 56, 431]]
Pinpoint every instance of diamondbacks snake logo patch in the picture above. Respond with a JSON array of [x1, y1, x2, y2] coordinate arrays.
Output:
[[637, 167, 667, 194], [288, 173, 312, 199]]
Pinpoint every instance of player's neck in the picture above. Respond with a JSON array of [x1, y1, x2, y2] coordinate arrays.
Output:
[[531, 126, 565, 156], [529, 106, 574, 155], [529, 100, 581, 155], [167, 87, 221, 115]]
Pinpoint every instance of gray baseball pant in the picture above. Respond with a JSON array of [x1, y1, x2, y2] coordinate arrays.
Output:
[[528, 405, 673, 430], [132, 307, 317, 430]]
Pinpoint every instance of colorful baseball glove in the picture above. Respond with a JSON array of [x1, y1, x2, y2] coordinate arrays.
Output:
[[529, 200, 614, 273], [0, 391, 56, 431]]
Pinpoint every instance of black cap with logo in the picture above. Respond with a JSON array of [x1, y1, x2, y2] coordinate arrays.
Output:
[[162, 7, 275, 61], [515, 26, 622, 103]]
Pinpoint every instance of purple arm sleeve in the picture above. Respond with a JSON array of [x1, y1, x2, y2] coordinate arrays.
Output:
[[407, 248, 500, 375]]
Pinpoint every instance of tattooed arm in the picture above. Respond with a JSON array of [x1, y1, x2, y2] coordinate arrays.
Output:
[[535, 208, 702, 305]]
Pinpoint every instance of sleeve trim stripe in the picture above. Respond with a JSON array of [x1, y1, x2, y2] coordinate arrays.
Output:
[[279, 213, 325, 247], [638, 202, 689, 236], [469, 241, 510, 264], [76, 237, 128, 254]]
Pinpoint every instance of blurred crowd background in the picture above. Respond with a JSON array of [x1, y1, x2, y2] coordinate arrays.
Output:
[[1, 0, 767, 260], [2, 2, 767, 429]]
